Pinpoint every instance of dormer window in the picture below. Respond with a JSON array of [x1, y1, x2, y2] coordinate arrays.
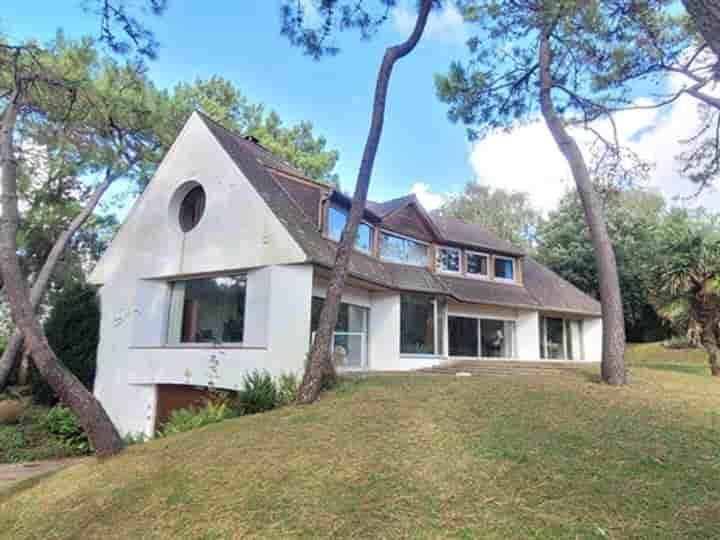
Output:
[[494, 256, 516, 281], [466, 251, 489, 277], [328, 206, 346, 241], [379, 231, 429, 266], [327, 206, 374, 253], [436, 246, 461, 273]]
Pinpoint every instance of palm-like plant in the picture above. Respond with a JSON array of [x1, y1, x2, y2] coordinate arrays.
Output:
[[652, 210, 720, 376]]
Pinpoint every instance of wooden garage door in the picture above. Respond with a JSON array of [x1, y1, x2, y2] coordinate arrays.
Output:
[[155, 385, 229, 431]]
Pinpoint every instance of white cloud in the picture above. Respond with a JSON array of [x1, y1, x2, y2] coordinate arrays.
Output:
[[469, 88, 720, 213], [392, 1, 466, 45], [298, 0, 323, 28], [411, 182, 446, 211]]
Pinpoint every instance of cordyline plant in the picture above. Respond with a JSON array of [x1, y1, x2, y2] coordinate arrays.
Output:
[[651, 210, 720, 377]]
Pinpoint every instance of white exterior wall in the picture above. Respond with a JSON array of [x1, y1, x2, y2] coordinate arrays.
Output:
[[583, 317, 603, 362], [516, 311, 541, 360], [90, 113, 312, 437]]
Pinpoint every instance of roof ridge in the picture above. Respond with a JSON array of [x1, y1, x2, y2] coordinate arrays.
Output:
[[194, 110, 305, 176]]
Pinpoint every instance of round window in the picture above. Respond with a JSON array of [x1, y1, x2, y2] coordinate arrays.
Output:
[[179, 185, 206, 232]]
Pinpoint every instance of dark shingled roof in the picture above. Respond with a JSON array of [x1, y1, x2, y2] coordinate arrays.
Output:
[[366, 195, 417, 218], [430, 214, 525, 256], [198, 112, 601, 316], [521, 258, 602, 315]]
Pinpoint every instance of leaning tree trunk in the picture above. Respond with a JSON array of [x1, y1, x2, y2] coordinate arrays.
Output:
[[0, 170, 114, 390], [297, 0, 434, 403], [683, 0, 720, 65], [1, 101, 123, 455], [538, 32, 626, 385]]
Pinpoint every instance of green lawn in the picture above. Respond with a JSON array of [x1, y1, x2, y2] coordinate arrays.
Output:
[[1, 344, 718, 539]]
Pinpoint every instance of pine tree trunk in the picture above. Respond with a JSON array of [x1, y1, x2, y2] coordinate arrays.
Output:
[[1, 100, 123, 455], [16, 349, 30, 386], [683, 0, 720, 63], [538, 32, 626, 385], [297, 0, 434, 403], [0, 171, 114, 390], [708, 348, 720, 376]]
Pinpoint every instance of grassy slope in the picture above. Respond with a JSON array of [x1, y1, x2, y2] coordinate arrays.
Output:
[[1, 345, 718, 540]]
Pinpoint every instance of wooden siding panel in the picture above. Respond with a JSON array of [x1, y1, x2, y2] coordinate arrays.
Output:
[[155, 384, 237, 431], [381, 205, 436, 243]]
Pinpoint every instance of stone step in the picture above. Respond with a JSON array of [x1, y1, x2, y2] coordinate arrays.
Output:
[[417, 360, 596, 377]]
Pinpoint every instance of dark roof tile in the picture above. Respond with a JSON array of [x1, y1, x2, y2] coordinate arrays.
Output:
[[198, 111, 600, 316], [430, 214, 525, 256]]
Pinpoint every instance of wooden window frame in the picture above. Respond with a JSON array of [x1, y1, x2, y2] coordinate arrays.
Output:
[[378, 229, 431, 267], [493, 255, 517, 283], [465, 250, 490, 279], [435, 246, 462, 274]]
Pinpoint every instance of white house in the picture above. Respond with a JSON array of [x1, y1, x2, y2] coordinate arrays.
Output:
[[89, 112, 603, 436]]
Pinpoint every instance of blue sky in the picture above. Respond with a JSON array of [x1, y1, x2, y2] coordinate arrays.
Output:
[[1, 1, 476, 206], [2, 1, 719, 213]]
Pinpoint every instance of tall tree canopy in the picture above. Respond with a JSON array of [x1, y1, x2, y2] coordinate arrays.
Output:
[[161, 77, 340, 185], [435, 0, 653, 384], [536, 188, 668, 342], [438, 181, 541, 249]]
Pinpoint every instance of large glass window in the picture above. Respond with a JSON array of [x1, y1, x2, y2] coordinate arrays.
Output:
[[311, 296, 369, 369], [327, 206, 374, 253], [466, 252, 489, 277], [400, 295, 436, 354], [168, 275, 246, 344], [494, 256, 515, 281], [379, 232, 429, 266], [449, 316, 478, 356], [480, 319, 516, 357], [437, 247, 461, 273], [539, 316, 583, 360]]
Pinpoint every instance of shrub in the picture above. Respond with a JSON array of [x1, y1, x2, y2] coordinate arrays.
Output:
[[0, 425, 27, 462], [278, 372, 299, 406], [41, 405, 91, 453], [34, 281, 100, 404], [122, 432, 148, 447], [236, 370, 278, 415], [159, 399, 233, 438]]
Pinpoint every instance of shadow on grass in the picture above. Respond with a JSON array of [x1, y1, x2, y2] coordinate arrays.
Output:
[[0, 469, 59, 505], [638, 363, 709, 376]]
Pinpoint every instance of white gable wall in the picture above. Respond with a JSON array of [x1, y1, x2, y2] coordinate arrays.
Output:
[[91, 113, 311, 436], [89, 112, 306, 286]]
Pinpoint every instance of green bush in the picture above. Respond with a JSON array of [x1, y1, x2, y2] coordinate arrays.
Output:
[[158, 400, 233, 438], [278, 372, 299, 406], [41, 405, 91, 453], [236, 370, 278, 415], [0, 425, 27, 463], [33, 280, 100, 404]]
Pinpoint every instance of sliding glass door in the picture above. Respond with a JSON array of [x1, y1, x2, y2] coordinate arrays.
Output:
[[480, 319, 516, 358], [311, 297, 369, 370], [539, 316, 584, 360], [448, 316, 516, 358], [449, 316, 478, 356]]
